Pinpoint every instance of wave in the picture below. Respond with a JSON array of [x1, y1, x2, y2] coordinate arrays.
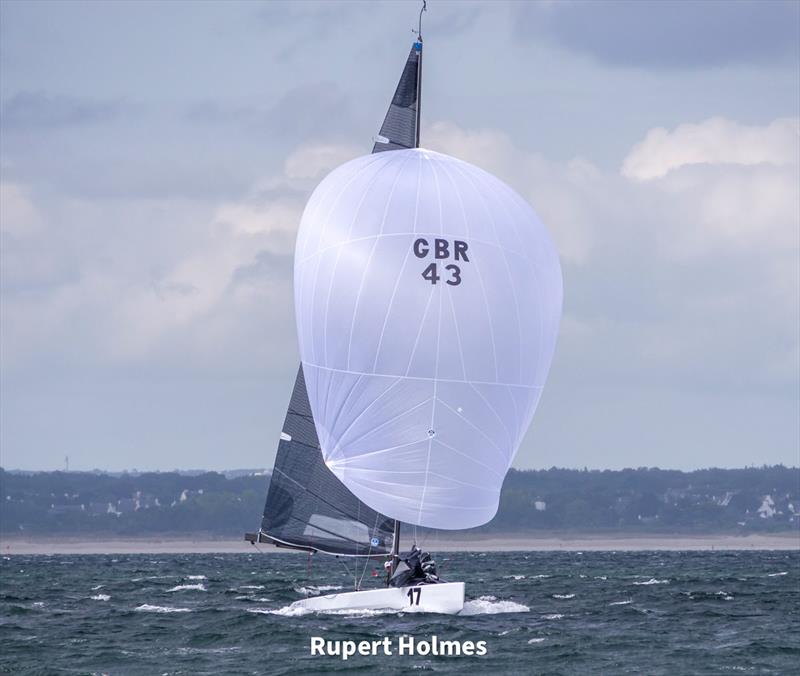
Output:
[[249, 606, 391, 618], [527, 638, 546, 644], [767, 572, 787, 577], [239, 585, 265, 590], [552, 593, 575, 599], [294, 585, 343, 597], [502, 575, 526, 580], [90, 585, 104, 591], [542, 613, 564, 620], [167, 584, 206, 592], [530, 574, 551, 579], [460, 596, 530, 615], [633, 578, 669, 585], [609, 600, 632, 606], [90, 594, 110, 601], [135, 604, 191, 613], [187, 575, 207, 580]]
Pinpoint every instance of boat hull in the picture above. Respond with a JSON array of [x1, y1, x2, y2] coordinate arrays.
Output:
[[292, 582, 465, 615]]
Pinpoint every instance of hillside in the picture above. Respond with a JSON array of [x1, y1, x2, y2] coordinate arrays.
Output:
[[1, 466, 797, 537]]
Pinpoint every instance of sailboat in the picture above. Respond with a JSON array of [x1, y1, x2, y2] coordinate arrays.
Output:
[[246, 4, 562, 615]]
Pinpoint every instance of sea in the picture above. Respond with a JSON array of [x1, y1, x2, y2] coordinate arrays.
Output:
[[1, 550, 798, 675]]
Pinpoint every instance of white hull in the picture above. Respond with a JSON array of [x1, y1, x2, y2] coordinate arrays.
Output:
[[292, 582, 465, 615]]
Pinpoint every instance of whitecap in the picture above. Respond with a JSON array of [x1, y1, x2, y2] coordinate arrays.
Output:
[[767, 572, 787, 577], [530, 574, 550, 579], [187, 575, 207, 580], [460, 596, 529, 615], [91, 585, 104, 591], [609, 600, 632, 606], [294, 585, 343, 597], [250, 606, 392, 618], [90, 594, 110, 601], [594, 576, 608, 581], [135, 604, 191, 613], [542, 613, 563, 620], [239, 585, 265, 590], [632, 578, 669, 586], [502, 575, 526, 580], [552, 594, 575, 599], [167, 584, 206, 592], [527, 638, 546, 644]]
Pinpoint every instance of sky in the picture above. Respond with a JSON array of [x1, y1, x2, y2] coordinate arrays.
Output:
[[1, 0, 798, 472]]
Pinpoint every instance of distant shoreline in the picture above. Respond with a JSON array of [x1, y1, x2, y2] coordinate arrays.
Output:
[[2, 532, 797, 555]]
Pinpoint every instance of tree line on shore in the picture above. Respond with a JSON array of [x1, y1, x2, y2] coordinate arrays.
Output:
[[0, 465, 797, 537]]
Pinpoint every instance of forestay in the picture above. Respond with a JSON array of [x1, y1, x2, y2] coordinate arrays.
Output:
[[294, 148, 562, 529]]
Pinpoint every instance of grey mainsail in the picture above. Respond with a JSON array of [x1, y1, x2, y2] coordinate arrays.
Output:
[[260, 368, 394, 556], [252, 39, 423, 558], [372, 41, 422, 152]]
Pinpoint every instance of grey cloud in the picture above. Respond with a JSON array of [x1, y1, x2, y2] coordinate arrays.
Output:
[[186, 81, 355, 140], [512, 0, 800, 69], [232, 250, 294, 286], [1, 92, 127, 130]]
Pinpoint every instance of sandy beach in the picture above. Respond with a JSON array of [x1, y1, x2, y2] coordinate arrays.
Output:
[[2, 532, 797, 555]]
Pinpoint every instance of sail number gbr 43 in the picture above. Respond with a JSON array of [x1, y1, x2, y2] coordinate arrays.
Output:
[[413, 237, 469, 286]]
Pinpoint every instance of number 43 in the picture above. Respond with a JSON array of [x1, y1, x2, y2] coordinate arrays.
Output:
[[422, 263, 461, 286]]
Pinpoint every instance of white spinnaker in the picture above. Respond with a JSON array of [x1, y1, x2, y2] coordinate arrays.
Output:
[[294, 149, 562, 529]]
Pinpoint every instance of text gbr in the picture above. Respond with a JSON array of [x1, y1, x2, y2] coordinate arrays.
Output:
[[413, 238, 469, 286]]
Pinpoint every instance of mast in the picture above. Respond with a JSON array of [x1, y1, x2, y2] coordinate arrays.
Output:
[[389, 1, 426, 584]]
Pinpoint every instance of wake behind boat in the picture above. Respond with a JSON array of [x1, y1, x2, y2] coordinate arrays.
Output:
[[246, 2, 562, 616]]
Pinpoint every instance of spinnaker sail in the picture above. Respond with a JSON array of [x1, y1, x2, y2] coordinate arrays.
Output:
[[294, 148, 562, 530]]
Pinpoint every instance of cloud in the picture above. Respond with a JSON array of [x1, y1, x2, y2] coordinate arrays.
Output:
[[622, 117, 799, 181], [0, 92, 126, 130], [512, 0, 800, 69], [426, 117, 800, 395]]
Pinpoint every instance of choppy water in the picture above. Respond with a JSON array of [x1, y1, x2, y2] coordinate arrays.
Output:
[[1, 550, 798, 674]]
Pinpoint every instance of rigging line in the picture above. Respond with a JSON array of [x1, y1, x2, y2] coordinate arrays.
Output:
[[357, 513, 382, 591]]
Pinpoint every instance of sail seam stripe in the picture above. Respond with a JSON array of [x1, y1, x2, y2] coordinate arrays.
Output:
[[417, 158, 445, 523], [435, 156, 499, 381], [447, 159, 525, 384], [371, 153, 424, 371], [470, 165, 548, 389], [296, 231, 531, 267], [327, 396, 434, 461], [326, 379, 404, 462], [302, 362, 543, 389], [306, 153, 388, 365], [346, 152, 414, 370]]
